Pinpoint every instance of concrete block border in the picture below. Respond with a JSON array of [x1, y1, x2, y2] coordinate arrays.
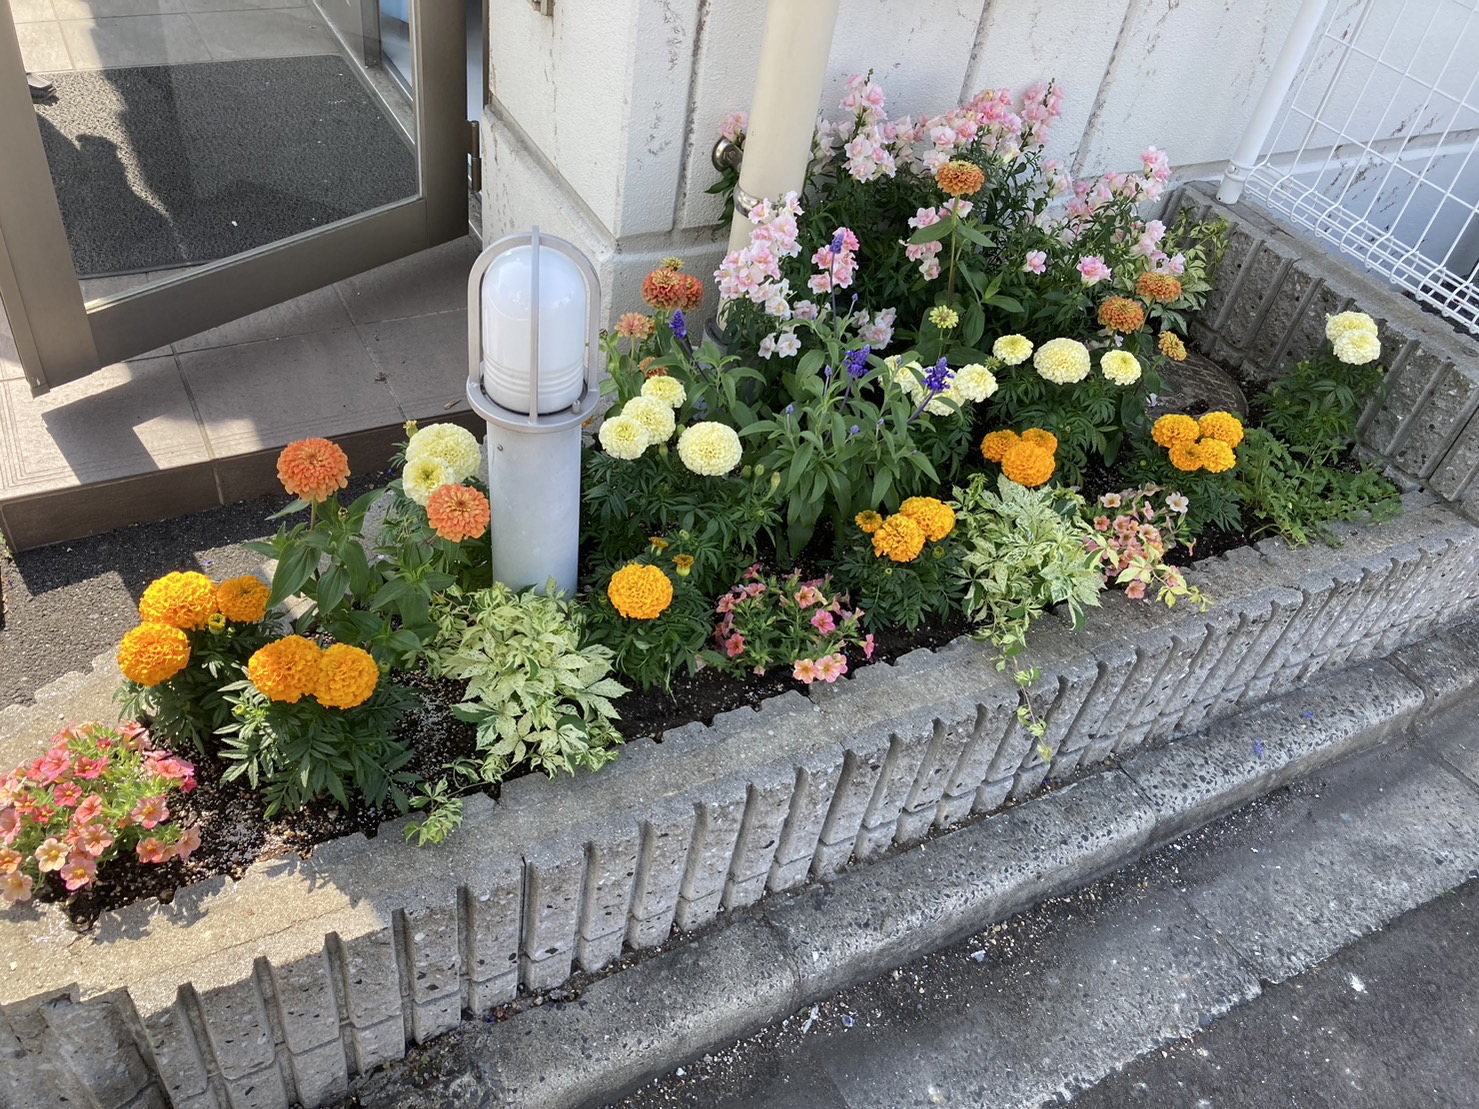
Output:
[[4, 490, 1479, 1109]]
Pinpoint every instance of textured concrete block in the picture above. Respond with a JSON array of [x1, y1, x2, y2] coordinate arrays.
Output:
[[579, 824, 641, 944], [1222, 242, 1285, 351], [851, 709, 941, 860], [723, 764, 796, 910], [333, 930, 402, 1064], [1392, 360, 1479, 480], [267, 953, 340, 1054], [1247, 263, 1316, 370], [815, 729, 891, 861], [39, 994, 154, 1108], [1366, 345, 1449, 458], [972, 775, 1014, 816], [399, 900, 460, 1042], [897, 699, 982, 835], [673, 782, 748, 930], [1200, 220, 1258, 327], [346, 1017, 404, 1075], [217, 1063, 290, 1109], [285, 1039, 348, 1109], [767, 747, 845, 893], [627, 801, 698, 949], [194, 977, 276, 1082], [139, 998, 213, 1105], [464, 858, 523, 1011], [521, 838, 585, 973], [575, 930, 627, 974], [933, 699, 1017, 829]]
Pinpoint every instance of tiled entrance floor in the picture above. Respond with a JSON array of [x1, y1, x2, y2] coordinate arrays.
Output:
[[0, 235, 481, 550]]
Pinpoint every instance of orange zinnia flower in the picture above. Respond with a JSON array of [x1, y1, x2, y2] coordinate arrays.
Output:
[[936, 159, 986, 198], [276, 438, 349, 503], [425, 483, 491, 543], [642, 260, 705, 312]]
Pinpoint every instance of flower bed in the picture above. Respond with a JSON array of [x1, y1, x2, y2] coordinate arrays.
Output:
[[5, 74, 1479, 1109]]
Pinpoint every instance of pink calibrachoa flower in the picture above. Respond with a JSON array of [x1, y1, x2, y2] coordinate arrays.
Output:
[[72, 794, 103, 824], [1124, 580, 1148, 601], [73, 756, 108, 780], [863, 634, 876, 660], [60, 853, 97, 891], [816, 653, 849, 683], [0, 846, 20, 873], [1023, 250, 1047, 274], [131, 795, 170, 830], [0, 807, 19, 843], [34, 837, 68, 872], [74, 824, 114, 858], [135, 837, 171, 864], [1, 871, 32, 904], [1166, 493, 1190, 514], [725, 633, 746, 659], [793, 658, 822, 684], [795, 585, 824, 609], [1077, 255, 1112, 285], [174, 825, 202, 863], [30, 750, 70, 785], [810, 610, 837, 635], [52, 782, 82, 808]]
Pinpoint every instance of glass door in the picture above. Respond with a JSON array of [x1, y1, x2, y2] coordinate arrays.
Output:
[[0, 0, 467, 395]]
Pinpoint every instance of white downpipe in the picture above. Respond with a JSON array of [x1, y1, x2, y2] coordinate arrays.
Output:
[[1218, 0, 1332, 204], [726, 0, 842, 252]]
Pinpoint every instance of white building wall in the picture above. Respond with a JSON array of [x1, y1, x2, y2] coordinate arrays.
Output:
[[479, 0, 1413, 323]]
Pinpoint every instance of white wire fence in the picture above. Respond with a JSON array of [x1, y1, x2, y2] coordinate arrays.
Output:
[[1241, 0, 1479, 335]]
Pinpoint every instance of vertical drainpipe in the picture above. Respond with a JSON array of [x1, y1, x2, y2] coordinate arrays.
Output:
[[726, 0, 843, 253], [1217, 0, 1332, 205]]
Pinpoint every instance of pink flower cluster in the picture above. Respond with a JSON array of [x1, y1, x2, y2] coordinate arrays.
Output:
[[712, 569, 871, 681], [1, 722, 199, 906], [715, 191, 803, 312], [1084, 487, 1192, 601], [808, 227, 860, 295]]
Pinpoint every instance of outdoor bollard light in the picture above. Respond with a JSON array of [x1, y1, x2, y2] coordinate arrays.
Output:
[[466, 227, 601, 595]]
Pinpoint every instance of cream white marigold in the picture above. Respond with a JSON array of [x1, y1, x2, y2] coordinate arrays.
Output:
[[1333, 329, 1382, 366], [403, 455, 455, 506], [890, 357, 927, 404], [1325, 310, 1378, 343], [622, 395, 677, 443], [677, 422, 742, 476], [1033, 337, 1091, 384], [954, 363, 999, 402], [405, 422, 481, 482], [1100, 349, 1142, 386], [598, 414, 650, 460], [992, 334, 1034, 366], [641, 375, 686, 408]]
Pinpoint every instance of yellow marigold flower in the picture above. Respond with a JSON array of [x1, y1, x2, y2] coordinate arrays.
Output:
[[899, 496, 956, 542], [980, 429, 1020, 462], [677, 422, 743, 476], [1333, 330, 1381, 366], [247, 636, 323, 704], [673, 554, 695, 577], [1097, 296, 1146, 333], [608, 564, 674, 620], [426, 483, 491, 543], [1158, 331, 1188, 361], [277, 437, 349, 504], [641, 374, 686, 408], [992, 335, 1034, 366], [403, 455, 455, 506], [207, 612, 227, 633], [315, 644, 379, 710], [616, 312, 656, 340], [1136, 272, 1184, 303], [1021, 428, 1059, 454], [855, 510, 884, 535], [406, 423, 481, 483], [216, 575, 270, 623], [1198, 411, 1245, 448], [650, 537, 669, 552], [872, 513, 926, 562], [1325, 310, 1377, 343], [118, 622, 192, 687], [139, 571, 218, 631], [1001, 441, 1056, 488], [936, 159, 986, 198], [598, 414, 650, 460], [1197, 437, 1237, 474], [1101, 349, 1142, 386], [954, 363, 998, 402], [1033, 337, 1091, 384], [622, 396, 677, 444], [1168, 441, 1204, 472], [928, 305, 960, 330], [1152, 413, 1200, 448]]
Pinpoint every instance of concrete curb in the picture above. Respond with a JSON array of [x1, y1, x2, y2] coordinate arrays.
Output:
[[348, 641, 1468, 1109]]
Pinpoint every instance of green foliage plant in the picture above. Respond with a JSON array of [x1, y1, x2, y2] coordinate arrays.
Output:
[[582, 562, 712, 692], [833, 512, 965, 632]]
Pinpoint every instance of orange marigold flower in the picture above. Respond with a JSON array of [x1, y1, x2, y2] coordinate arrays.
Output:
[[1020, 428, 1059, 455], [315, 644, 380, 710], [1168, 441, 1204, 472], [1097, 296, 1147, 333], [641, 359, 665, 378], [1001, 442, 1056, 488], [118, 623, 192, 687], [1197, 437, 1237, 473], [1137, 272, 1184, 303], [608, 564, 674, 620], [1152, 413, 1200, 448], [277, 437, 349, 504], [1198, 410, 1245, 448], [898, 496, 956, 542], [855, 510, 884, 535], [673, 554, 695, 577], [425, 483, 491, 543], [616, 312, 655, 341], [139, 571, 218, 631], [1158, 331, 1188, 361], [872, 514, 926, 563], [980, 429, 1020, 462], [216, 575, 270, 624], [936, 159, 986, 198], [247, 636, 322, 703]]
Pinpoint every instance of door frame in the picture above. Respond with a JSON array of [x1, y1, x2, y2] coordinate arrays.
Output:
[[0, 0, 467, 396]]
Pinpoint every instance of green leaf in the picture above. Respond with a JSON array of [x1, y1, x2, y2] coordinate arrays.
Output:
[[268, 544, 320, 609], [907, 221, 954, 246]]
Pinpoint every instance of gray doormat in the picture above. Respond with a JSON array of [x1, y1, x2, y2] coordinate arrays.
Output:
[[32, 56, 417, 278]]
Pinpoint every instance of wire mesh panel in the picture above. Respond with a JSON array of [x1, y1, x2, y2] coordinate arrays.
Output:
[[1243, 0, 1479, 334]]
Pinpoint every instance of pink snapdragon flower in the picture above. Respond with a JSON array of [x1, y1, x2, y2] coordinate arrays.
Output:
[[1077, 255, 1112, 285], [1023, 250, 1047, 274]]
